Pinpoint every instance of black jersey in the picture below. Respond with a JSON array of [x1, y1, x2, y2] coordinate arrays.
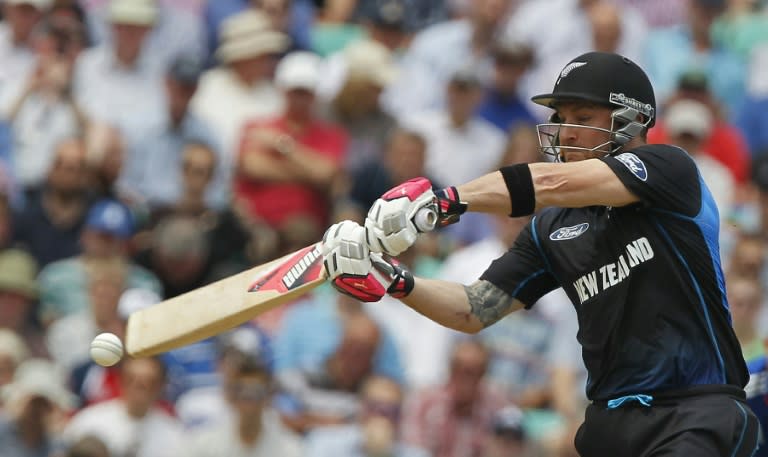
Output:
[[481, 144, 749, 401]]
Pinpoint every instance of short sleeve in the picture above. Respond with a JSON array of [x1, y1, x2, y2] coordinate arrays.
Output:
[[479, 221, 559, 308], [601, 145, 701, 216]]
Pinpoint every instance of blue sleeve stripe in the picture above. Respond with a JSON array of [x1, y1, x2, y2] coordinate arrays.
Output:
[[510, 269, 546, 298], [652, 218, 726, 384], [731, 400, 756, 457]]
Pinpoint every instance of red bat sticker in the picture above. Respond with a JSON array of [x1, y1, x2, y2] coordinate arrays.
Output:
[[248, 244, 324, 293]]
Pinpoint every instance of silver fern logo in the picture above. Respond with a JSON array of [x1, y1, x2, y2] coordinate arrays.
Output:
[[559, 62, 587, 79], [557, 62, 587, 84]]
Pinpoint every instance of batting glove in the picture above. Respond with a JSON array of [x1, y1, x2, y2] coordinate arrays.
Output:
[[322, 221, 415, 302], [365, 178, 467, 256]]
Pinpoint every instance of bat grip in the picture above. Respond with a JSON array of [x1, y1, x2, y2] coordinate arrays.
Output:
[[413, 206, 438, 232]]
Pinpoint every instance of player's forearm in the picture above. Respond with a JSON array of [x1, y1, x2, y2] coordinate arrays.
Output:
[[455, 171, 512, 214], [400, 278, 523, 334], [400, 278, 485, 333]]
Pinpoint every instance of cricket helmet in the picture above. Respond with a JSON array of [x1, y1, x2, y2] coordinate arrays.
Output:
[[532, 52, 656, 160]]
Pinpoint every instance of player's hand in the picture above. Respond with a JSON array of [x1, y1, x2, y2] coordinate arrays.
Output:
[[365, 178, 468, 256], [321, 221, 415, 301], [365, 178, 436, 256], [322, 220, 386, 302]]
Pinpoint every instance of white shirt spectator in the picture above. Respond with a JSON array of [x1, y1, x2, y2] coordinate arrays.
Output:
[[84, 1, 207, 66], [64, 398, 186, 457], [401, 110, 505, 186], [190, 68, 283, 179], [186, 409, 303, 457], [8, 93, 80, 187], [0, 24, 37, 116], [73, 44, 166, 144]]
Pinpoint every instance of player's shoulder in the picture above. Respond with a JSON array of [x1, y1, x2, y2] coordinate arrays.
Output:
[[612, 143, 697, 174]]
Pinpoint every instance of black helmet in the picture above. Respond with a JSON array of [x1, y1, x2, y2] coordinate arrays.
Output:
[[532, 52, 656, 127]]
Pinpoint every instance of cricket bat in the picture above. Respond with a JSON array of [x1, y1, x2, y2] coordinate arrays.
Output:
[[123, 207, 436, 358], [124, 242, 326, 358]]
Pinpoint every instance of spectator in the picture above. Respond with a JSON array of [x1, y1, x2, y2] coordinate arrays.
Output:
[[136, 143, 259, 278], [0, 0, 53, 115], [735, 43, 768, 156], [186, 326, 304, 457], [0, 329, 29, 388], [477, 39, 537, 133], [204, 0, 313, 65], [174, 324, 272, 430], [402, 67, 506, 186], [138, 215, 212, 299], [12, 137, 91, 267], [84, 0, 206, 69], [235, 50, 347, 252], [4, 18, 87, 190], [664, 99, 735, 220], [387, 0, 515, 115], [316, 0, 411, 102], [728, 275, 765, 362], [711, 0, 768, 58], [325, 39, 398, 173], [118, 56, 226, 210], [401, 339, 511, 457], [85, 123, 126, 201], [644, 0, 746, 116], [63, 357, 185, 457], [588, 1, 623, 53], [648, 71, 750, 185], [344, 127, 431, 220], [305, 376, 430, 457], [72, 0, 167, 147], [506, 0, 647, 117], [191, 9, 288, 174], [0, 249, 45, 356], [0, 359, 75, 457], [277, 304, 403, 432], [310, 0, 365, 57], [36, 199, 161, 326], [484, 406, 530, 457]]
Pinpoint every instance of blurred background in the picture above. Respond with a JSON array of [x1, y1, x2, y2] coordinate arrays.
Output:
[[0, 0, 768, 456]]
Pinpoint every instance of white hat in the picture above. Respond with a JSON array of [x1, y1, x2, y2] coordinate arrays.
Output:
[[275, 51, 322, 91], [4, 0, 53, 10], [665, 99, 713, 139], [343, 40, 398, 87], [216, 10, 289, 64], [2, 359, 76, 411], [109, 0, 158, 26]]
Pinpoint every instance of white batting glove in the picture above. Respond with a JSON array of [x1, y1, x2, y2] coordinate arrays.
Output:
[[365, 177, 436, 256], [322, 221, 386, 302]]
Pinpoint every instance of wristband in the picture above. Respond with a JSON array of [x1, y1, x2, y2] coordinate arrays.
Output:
[[434, 186, 467, 227], [499, 164, 535, 217], [385, 259, 415, 298]]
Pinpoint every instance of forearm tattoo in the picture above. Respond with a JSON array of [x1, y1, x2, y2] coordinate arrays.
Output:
[[464, 280, 518, 328]]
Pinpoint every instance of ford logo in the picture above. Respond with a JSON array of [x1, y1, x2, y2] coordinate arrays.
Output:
[[549, 223, 590, 241]]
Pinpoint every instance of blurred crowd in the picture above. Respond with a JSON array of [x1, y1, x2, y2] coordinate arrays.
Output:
[[1, 0, 768, 456]]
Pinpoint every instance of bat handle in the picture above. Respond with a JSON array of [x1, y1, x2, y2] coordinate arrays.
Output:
[[413, 206, 438, 232]]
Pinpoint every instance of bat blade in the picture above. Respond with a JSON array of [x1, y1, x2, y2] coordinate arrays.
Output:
[[125, 242, 326, 358]]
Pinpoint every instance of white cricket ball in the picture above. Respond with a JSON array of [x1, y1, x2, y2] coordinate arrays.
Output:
[[90, 332, 124, 367]]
